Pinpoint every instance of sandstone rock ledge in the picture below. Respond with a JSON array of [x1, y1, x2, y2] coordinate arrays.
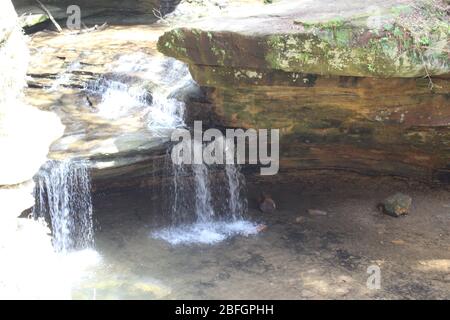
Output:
[[158, 0, 450, 183]]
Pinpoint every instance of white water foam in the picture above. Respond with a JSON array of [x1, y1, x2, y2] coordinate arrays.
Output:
[[152, 140, 258, 246], [33, 159, 94, 253], [49, 61, 81, 91], [86, 53, 191, 133], [151, 220, 259, 245]]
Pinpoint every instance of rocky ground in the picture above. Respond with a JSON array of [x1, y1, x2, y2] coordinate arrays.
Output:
[[89, 171, 450, 299]]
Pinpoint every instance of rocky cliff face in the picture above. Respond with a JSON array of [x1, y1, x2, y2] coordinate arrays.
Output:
[[158, 0, 450, 182]]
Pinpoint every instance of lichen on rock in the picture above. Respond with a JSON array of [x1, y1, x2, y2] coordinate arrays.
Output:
[[159, 0, 449, 78], [157, 0, 450, 182]]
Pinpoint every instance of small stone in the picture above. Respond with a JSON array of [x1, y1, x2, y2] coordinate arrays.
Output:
[[256, 224, 268, 233], [295, 216, 305, 224], [259, 193, 276, 213], [381, 193, 412, 217], [391, 239, 406, 245], [307, 209, 327, 216]]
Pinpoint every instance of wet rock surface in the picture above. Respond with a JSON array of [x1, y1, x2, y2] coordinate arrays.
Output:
[[23, 23, 198, 189]]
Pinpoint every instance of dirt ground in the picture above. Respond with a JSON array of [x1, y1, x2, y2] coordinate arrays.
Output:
[[91, 171, 450, 300]]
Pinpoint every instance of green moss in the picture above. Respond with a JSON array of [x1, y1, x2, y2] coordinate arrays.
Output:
[[391, 4, 414, 16], [158, 1, 449, 78], [296, 16, 346, 29]]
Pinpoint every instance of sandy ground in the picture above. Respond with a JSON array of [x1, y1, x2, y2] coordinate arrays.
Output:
[[90, 171, 449, 299]]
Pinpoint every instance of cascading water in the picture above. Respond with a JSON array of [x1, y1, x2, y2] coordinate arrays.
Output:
[[152, 140, 258, 245], [192, 147, 215, 223], [49, 61, 82, 91], [225, 163, 248, 220], [89, 53, 260, 245], [85, 53, 190, 134], [33, 159, 94, 253], [42, 52, 256, 247]]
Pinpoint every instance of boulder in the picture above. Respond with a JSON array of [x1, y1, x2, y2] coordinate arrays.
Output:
[[382, 192, 413, 217], [159, 0, 449, 77], [259, 192, 276, 213]]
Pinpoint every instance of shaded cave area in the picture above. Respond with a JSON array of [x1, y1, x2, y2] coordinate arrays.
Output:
[[89, 164, 450, 299]]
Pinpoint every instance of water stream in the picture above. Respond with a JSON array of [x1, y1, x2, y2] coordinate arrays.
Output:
[[85, 53, 190, 133], [82, 52, 257, 245], [34, 53, 256, 254], [33, 159, 94, 253], [152, 140, 257, 245]]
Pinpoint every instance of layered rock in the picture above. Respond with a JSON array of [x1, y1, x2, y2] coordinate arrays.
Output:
[[23, 22, 199, 192], [158, 0, 450, 182]]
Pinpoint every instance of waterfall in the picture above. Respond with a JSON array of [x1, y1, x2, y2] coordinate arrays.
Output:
[[83, 52, 256, 245], [225, 163, 248, 220], [33, 159, 94, 253], [192, 163, 215, 222], [85, 53, 191, 133], [49, 61, 82, 91], [152, 141, 257, 245]]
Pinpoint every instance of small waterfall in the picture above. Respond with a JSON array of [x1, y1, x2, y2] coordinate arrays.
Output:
[[85, 53, 191, 133], [85, 77, 152, 119], [49, 61, 82, 91], [225, 163, 248, 220], [192, 165, 214, 223], [78, 52, 255, 245], [152, 141, 257, 245], [33, 159, 94, 253]]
